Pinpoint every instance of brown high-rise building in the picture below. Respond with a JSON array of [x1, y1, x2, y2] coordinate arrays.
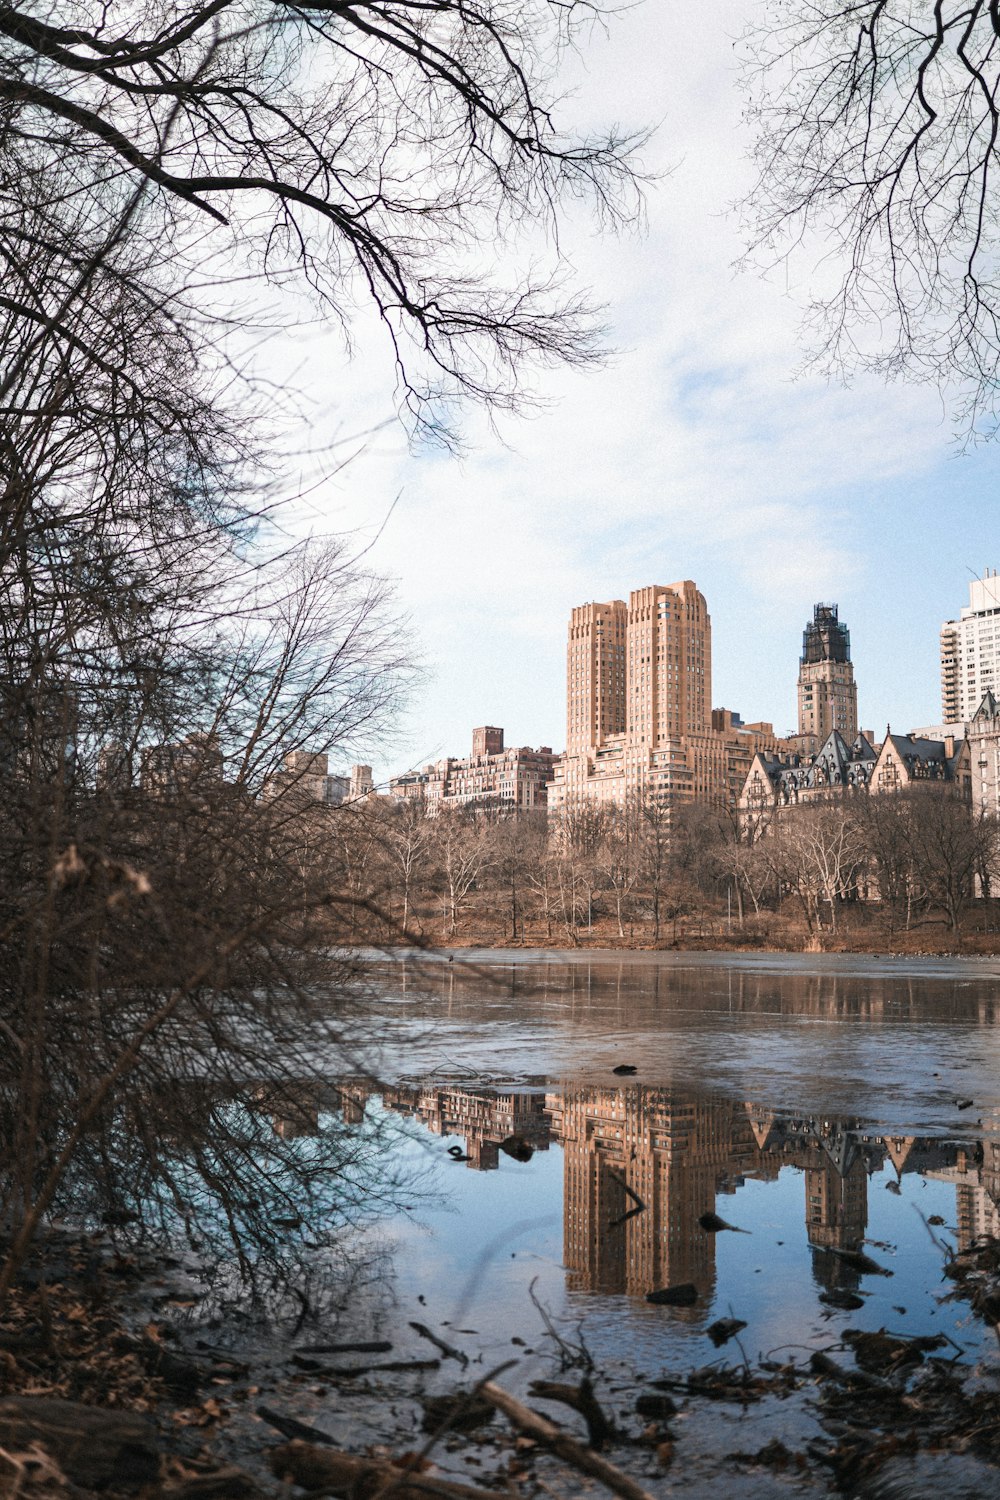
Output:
[[552, 580, 778, 813], [626, 582, 711, 742], [566, 600, 627, 754]]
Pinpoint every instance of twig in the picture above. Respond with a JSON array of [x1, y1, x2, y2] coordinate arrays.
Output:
[[410, 1320, 469, 1367], [480, 1381, 655, 1500], [605, 1169, 647, 1230], [528, 1378, 615, 1450]]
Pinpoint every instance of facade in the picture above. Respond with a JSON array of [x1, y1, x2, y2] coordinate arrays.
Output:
[[795, 604, 858, 754], [740, 729, 972, 824], [940, 571, 1000, 724], [566, 601, 627, 754], [389, 727, 554, 813], [870, 731, 971, 797], [552, 581, 780, 815], [740, 730, 878, 822], [264, 751, 370, 805], [140, 732, 223, 795], [968, 689, 1000, 816]]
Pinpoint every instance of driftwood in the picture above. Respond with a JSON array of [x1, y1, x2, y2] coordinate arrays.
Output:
[[296, 1340, 393, 1356], [256, 1405, 337, 1445], [527, 1379, 615, 1450], [164, 1464, 263, 1499], [480, 1382, 656, 1500], [268, 1440, 504, 1499], [409, 1322, 468, 1367], [0, 1396, 159, 1490], [293, 1357, 441, 1378]]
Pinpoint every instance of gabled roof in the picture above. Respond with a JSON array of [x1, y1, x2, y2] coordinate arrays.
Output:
[[874, 731, 968, 784], [973, 688, 1000, 722]]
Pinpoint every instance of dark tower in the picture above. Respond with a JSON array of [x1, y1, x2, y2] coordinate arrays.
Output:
[[797, 604, 858, 749]]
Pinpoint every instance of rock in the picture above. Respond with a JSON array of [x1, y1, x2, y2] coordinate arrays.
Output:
[[820, 1289, 866, 1311], [635, 1394, 677, 1419], [707, 1317, 747, 1347]]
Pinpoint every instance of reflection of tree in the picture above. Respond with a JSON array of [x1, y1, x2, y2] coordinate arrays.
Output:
[[396, 956, 1000, 1028]]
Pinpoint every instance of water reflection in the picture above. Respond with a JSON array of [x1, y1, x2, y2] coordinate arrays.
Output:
[[367, 952, 1000, 1132], [373, 1079, 995, 1320], [383, 949, 1000, 1024]]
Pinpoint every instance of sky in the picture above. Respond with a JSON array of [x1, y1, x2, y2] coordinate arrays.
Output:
[[271, 3, 996, 780]]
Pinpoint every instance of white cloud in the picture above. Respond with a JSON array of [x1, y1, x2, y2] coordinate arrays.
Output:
[[252, 2, 972, 771]]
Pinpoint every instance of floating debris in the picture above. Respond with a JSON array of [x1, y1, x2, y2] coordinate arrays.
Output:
[[698, 1212, 749, 1234], [645, 1282, 698, 1306]]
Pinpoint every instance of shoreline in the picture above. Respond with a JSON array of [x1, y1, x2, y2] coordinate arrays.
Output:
[[376, 932, 1000, 960]]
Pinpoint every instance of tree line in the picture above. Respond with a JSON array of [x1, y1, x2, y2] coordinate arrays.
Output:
[[327, 786, 1000, 945]]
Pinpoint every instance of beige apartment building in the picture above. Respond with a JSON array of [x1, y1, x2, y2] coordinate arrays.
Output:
[[553, 581, 780, 815], [389, 726, 554, 813], [264, 751, 374, 805]]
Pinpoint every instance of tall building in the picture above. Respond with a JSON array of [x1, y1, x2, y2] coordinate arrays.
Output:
[[796, 604, 858, 752], [552, 581, 779, 814], [626, 581, 711, 741], [941, 571, 1000, 724], [566, 600, 627, 754]]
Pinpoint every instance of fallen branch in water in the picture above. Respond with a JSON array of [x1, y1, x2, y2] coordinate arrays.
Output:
[[268, 1440, 504, 1499], [480, 1381, 656, 1500], [528, 1378, 616, 1450], [410, 1321, 469, 1367]]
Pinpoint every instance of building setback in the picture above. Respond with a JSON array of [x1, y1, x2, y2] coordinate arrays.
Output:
[[940, 571, 1000, 725], [389, 727, 554, 813], [552, 581, 780, 814]]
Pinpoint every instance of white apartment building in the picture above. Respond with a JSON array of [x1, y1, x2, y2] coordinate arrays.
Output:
[[941, 571, 1000, 724]]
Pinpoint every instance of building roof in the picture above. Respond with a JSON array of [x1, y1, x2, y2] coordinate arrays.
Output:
[[740, 730, 876, 805], [972, 688, 1000, 722]]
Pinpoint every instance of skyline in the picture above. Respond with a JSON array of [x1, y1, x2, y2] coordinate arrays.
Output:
[[270, 3, 999, 779]]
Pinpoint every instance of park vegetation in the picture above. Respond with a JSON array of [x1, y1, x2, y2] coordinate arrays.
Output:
[[331, 785, 1000, 950]]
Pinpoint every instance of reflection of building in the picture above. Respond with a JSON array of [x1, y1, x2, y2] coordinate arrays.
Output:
[[804, 1155, 867, 1252], [548, 1087, 750, 1301], [924, 1114, 998, 1251], [552, 582, 781, 814], [746, 1108, 882, 1289], [389, 728, 554, 814], [382, 1085, 551, 1170]]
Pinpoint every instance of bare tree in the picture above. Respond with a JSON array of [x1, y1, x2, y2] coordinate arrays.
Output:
[[743, 2, 1000, 435], [377, 794, 431, 933], [433, 805, 494, 938], [765, 805, 865, 933], [902, 787, 992, 933], [0, 0, 645, 439], [597, 803, 641, 938]]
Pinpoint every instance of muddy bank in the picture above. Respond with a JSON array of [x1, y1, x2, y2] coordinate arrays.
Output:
[[4, 1228, 1000, 1500]]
